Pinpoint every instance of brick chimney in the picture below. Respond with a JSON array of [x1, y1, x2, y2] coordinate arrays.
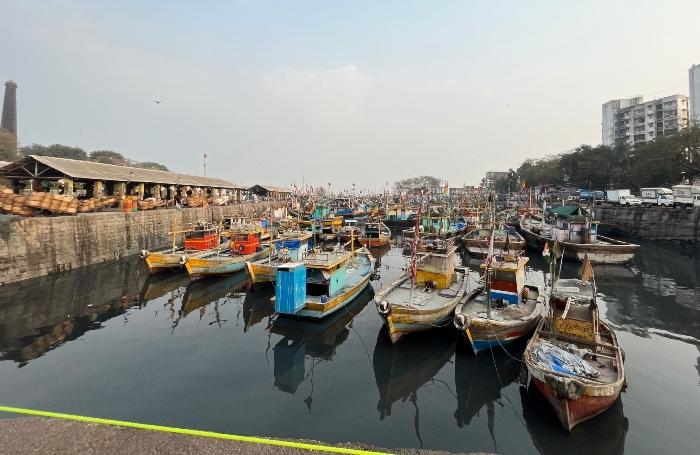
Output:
[[1, 80, 18, 135]]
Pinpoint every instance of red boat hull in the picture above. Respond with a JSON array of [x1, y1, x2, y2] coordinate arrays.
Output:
[[532, 376, 620, 431]]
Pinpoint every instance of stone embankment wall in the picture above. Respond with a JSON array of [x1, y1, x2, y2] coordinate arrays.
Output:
[[0, 202, 283, 285], [595, 205, 700, 244]]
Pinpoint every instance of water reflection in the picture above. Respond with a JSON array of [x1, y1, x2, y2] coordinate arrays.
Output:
[[0, 258, 147, 366], [520, 384, 628, 455], [453, 343, 521, 429], [373, 328, 456, 447], [271, 287, 374, 408]]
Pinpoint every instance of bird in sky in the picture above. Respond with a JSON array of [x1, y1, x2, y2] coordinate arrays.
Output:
[[154, 99, 161, 104]]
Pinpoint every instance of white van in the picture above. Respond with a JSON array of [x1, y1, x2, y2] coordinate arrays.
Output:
[[640, 187, 674, 207], [671, 185, 698, 208]]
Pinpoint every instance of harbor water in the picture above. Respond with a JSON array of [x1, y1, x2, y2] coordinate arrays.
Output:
[[0, 239, 698, 454]]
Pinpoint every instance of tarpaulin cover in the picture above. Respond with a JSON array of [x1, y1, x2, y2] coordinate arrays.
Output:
[[531, 341, 599, 379]]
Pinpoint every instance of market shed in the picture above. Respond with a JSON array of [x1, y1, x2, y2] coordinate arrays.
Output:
[[248, 184, 292, 201], [0, 155, 247, 201]]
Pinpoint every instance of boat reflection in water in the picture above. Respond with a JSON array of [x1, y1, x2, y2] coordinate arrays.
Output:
[[271, 287, 374, 402], [453, 341, 522, 429], [520, 384, 628, 455], [139, 272, 190, 303], [180, 272, 249, 317], [373, 327, 456, 447]]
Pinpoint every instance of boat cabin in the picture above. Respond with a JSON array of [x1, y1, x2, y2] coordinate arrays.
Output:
[[480, 256, 528, 305], [416, 245, 457, 289], [551, 216, 598, 244], [363, 222, 389, 239], [275, 250, 352, 315], [232, 232, 261, 255], [550, 279, 598, 343], [184, 224, 219, 250], [275, 234, 311, 262]]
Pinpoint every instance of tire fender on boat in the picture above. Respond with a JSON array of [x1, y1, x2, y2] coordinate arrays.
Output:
[[545, 374, 584, 400], [179, 255, 188, 265], [377, 300, 390, 315], [453, 313, 470, 331]]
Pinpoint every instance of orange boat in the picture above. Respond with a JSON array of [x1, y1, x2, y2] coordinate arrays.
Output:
[[359, 221, 391, 248]]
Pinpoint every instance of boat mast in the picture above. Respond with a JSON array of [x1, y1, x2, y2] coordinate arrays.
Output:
[[408, 190, 424, 307], [485, 193, 496, 321]]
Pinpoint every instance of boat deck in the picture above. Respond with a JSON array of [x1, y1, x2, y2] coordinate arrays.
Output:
[[459, 289, 539, 322], [387, 278, 464, 310], [305, 254, 372, 304]]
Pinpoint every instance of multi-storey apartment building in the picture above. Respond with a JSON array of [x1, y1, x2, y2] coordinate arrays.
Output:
[[602, 94, 688, 146], [690, 64, 700, 123]]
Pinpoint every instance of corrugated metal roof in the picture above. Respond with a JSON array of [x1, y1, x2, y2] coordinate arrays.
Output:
[[252, 184, 293, 193], [3, 155, 246, 189]]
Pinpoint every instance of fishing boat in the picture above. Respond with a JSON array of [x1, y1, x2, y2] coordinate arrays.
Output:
[[519, 206, 639, 264], [338, 219, 361, 243], [246, 230, 313, 285], [359, 221, 391, 248], [376, 200, 468, 343], [140, 221, 229, 273], [454, 197, 544, 354], [461, 227, 526, 258], [453, 255, 543, 354], [522, 256, 626, 431], [183, 231, 271, 279], [273, 245, 374, 319]]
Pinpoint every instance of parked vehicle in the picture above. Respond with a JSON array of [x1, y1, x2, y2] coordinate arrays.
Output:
[[640, 187, 674, 207], [618, 195, 642, 206], [671, 185, 699, 208], [577, 189, 606, 202], [695, 193, 700, 208], [606, 189, 631, 204]]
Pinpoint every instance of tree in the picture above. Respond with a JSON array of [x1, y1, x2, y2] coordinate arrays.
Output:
[[90, 150, 127, 166], [0, 129, 17, 161], [133, 161, 169, 171], [394, 175, 442, 194]]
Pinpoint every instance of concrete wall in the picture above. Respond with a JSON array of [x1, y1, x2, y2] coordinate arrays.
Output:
[[0, 202, 283, 285], [595, 205, 700, 244]]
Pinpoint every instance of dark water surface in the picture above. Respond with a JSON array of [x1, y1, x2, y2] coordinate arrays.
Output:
[[1, 239, 699, 454]]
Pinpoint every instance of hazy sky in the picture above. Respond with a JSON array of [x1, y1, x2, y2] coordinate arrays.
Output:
[[3, 0, 699, 190]]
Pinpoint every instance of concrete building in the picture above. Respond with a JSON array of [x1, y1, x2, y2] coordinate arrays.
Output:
[[690, 64, 700, 123], [602, 94, 689, 146]]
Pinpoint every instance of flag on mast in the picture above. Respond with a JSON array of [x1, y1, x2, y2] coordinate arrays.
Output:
[[579, 254, 594, 284]]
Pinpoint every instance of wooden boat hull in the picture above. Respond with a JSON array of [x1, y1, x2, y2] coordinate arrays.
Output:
[[462, 312, 541, 354], [455, 287, 543, 354], [376, 273, 467, 344], [359, 236, 390, 248], [295, 272, 371, 319], [520, 222, 638, 264], [246, 260, 277, 284], [142, 241, 231, 273], [523, 318, 626, 431], [185, 247, 271, 279], [144, 252, 183, 272], [462, 239, 525, 258], [531, 375, 621, 431]]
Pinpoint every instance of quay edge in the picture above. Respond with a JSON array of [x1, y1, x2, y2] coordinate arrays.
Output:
[[0, 202, 284, 285]]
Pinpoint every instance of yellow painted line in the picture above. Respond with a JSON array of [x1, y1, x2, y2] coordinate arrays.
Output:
[[0, 405, 392, 455]]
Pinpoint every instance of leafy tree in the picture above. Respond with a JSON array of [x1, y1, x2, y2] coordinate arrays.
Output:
[[132, 161, 169, 171], [90, 150, 127, 166], [394, 175, 443, 194]]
